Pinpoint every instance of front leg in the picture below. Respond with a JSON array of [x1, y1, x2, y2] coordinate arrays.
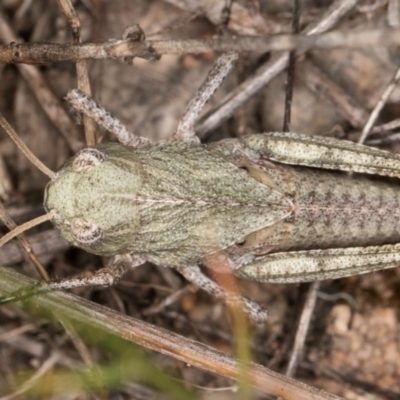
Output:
[[66, 90, 150, 148], [0, 254, 145, 304], [236, 243, 400, 283]]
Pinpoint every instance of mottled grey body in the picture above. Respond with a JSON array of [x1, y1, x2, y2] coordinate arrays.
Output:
[[45, 140, 291, 267], [44, 137, 400, 270], [251, 164, 400, 252]]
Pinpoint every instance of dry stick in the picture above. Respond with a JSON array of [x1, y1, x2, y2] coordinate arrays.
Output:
[[196, 0, 361, 137], [346, 117, 400, 143], [0, 113, 53, 276], [0, 230, 69, 265], [282, 0, 301, 132], [3, 28, 400, 64], [58, 0, 96, 146], [357, 64, 400, 145], [371, 117, 400, 134], [367, 132, 400, 145], [0, 9, 83, 153], [298, 58, 369, 129], [0, 266, 344, 400], [286, 282, 321, 378], [0, 324, 38, 342], [0, 113, 56, 179], [0, 202, 49, 280]]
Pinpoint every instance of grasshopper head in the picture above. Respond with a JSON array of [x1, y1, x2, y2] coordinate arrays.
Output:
[[44, 143, 143, 256]]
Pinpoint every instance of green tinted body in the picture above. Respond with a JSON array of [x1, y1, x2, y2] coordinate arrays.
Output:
[[44, 141, 291, 267]]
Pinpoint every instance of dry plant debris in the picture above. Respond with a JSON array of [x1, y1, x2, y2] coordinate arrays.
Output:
[[0, 0, 399, 399]]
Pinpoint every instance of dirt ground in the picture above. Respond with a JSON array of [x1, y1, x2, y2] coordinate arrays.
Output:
[[0, 1, 399, 399]]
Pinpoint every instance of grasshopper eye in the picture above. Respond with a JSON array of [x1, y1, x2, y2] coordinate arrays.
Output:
[[72, 148, 107, 172], [71, 217, 103, 245]]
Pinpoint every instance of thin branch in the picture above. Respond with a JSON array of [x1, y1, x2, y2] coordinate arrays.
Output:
[[0, 112, 56, 179], [0, 230, 69, 265], [371, 117, 400, 134], [297, 58, 368, 129], [2, 28, 400, 64], [0, 202, 49, 280], [286, 282, 320, 377], [358, 64, 400, 144]]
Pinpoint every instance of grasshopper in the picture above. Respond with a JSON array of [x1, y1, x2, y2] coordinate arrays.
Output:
[[1, 51, 400, 324]]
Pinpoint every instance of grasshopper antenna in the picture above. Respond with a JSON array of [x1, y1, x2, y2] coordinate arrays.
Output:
[[0, 112, 57, 180], [0, 112, 57, 247], [0, 212, 56, 248]]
